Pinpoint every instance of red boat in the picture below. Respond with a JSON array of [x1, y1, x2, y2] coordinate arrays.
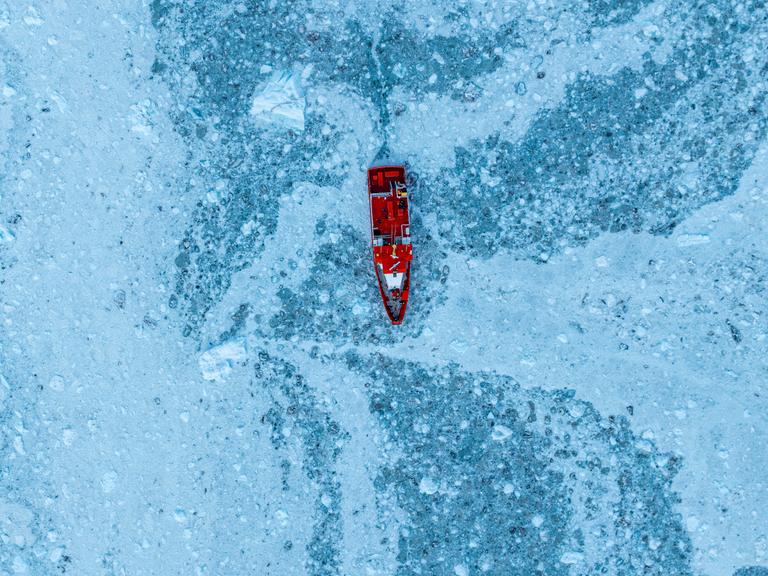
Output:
[[367, 165, 413, 325]]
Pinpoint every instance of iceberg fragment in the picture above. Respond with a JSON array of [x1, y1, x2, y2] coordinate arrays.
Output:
[[249, 70, 305, 131], [0, 223, 14, 242], [198, 339, 248, 382]]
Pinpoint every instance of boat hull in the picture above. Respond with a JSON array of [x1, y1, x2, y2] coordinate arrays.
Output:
[[367, 165, 412, 325]]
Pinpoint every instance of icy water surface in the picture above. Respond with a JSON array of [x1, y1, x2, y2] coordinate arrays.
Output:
[[1, 0, 767, 574]]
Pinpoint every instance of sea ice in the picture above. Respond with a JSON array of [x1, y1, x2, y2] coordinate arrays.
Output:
[[3, 1, 768, 574]]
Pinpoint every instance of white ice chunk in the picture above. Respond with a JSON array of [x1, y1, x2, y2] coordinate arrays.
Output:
[[23, 6, 44, 26], [250, 70, 305, 132], [274, 509, 289, 525], [0, 500, 34, 548], [48, 374, 65, 391], [101, 471, 118, 494], [12, 556, 28, 574], [676, 234, 710, 247], [560, 551, 584, 564], [567, 403, 585, 418], [130, 100, 155, 137], [491, 424, 513, 441], [199, 339, 248, 382], [62, 428, 76, 446], [0, 372, 7, 408], [241, 219, 255, 236], [419, 476, 439, 495], [173, 508, 188, 523], [0, 224, 14, 242], [0, 5, 9, 30]]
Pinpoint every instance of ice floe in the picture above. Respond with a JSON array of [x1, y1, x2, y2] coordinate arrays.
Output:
[[250, 70, 305, 132], [198, 338, 248, 382]]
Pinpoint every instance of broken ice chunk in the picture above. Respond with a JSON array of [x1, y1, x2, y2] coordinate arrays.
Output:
[[0, 372, 8, 408], [62, 428, 76, 446], [250, 70, 305, 132], [0, 224, 14, 242], [48, 374, 65, 391], [0, 5, 9, 30], [198, 339, 248, 382], [101, 471, 118, 494], [23, 6, 44, 26], [560, 551, 584, 564], [567, 402, 585, 418], [491, 424, 513, 441], [0, 501, 34, 548], [419, 476, 439, 495], [173, 507, 188, 523], [274, 509, 289, 525], [676, 234, 710, 247]]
